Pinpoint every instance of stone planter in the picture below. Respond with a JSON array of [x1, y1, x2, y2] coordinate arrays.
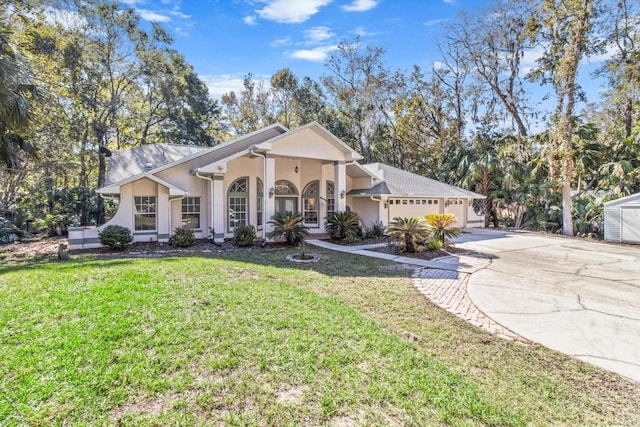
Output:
[[286, 254, 320, 263]]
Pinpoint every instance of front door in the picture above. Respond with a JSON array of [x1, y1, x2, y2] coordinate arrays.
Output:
[[276, 197, 298, 215]]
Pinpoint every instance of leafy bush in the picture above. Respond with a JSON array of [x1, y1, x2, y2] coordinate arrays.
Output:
[[364, 221, 386, 238], [172, 226, 196, 247], [233, 224, 256, 247], [0, 217, 25, 244], [425, 238, 444, 251], [268, 212, 309, 245], [388, 217, 430, 254], [425, 214, 461, 245], [326, 210, 361, 240], [98, 225, 133, 250], [344, 229, 360, 243]]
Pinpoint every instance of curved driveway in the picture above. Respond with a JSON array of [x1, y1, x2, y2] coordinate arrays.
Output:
[[455, 229, 640, 382]]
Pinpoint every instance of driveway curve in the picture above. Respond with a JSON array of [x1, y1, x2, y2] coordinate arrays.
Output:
[[455, 229, 640, 382]]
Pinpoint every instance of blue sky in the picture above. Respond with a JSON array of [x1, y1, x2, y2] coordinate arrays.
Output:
[[120, 0, 609, 115], [121, 0, 496, 98]]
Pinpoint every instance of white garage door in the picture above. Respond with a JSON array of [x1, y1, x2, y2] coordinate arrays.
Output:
[[621, 207, 640, 244]]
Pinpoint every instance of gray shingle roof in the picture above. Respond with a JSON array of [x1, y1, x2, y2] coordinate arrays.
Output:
[[348, 163, 485, 199], [105, 143, 209, 185]]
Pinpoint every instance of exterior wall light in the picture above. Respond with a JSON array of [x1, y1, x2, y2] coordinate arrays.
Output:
[[340, 190, 346, 199], [269, 187, 275, 198]]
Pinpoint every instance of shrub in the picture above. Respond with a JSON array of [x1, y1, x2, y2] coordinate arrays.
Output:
[[388, 217, 430, 254], [0, 217, 25, 244], [98, 225, 133, 250], [425, 238, 444, 251], [364, 221, 386, 238], [326, 210, 361, 240], [233, 224, 256, 247], [344, 229, 360, 244], [425, 214, 461, 245], [172, 226, 196, 247], [268, 212, 309, 245]]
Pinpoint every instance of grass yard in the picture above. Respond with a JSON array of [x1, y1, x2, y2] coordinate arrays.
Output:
[[1, 247, 639, 426]]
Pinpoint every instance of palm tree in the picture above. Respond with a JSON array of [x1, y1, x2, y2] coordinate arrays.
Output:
[[425, 214, 461, 246], [325, 210, 361, 240], [0, 22, 38, 169], [388, 217, 430, 254], [267, 212, 309, 245]]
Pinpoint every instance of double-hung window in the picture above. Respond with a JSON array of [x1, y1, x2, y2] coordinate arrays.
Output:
[[134, 196, 156, 231], [181, 197, 201, 229]]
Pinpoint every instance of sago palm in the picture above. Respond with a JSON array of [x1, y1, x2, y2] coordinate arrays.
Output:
[[388, 217, 430, 254], [425, 214, 461, 245], [267, 212, 309, 245], [325, 210, 361, 240]]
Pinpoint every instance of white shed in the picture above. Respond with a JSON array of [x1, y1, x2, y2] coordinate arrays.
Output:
[[604, 193, 640, 244]]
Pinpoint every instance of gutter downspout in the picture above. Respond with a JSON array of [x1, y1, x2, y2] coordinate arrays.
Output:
[[195, 170, 220, 245], [370, 196, 384, 226], [168, 195, 186, 240], [250, 146, 268, 243]]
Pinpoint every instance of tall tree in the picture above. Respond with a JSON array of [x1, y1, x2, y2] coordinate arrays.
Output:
[[447, 0, 534, 140], [528, 0, 597, 236], [322, 38, 400, 162], [0, 19, 38, 169]]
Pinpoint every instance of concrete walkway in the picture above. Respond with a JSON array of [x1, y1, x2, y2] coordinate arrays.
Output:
[[307, 232, 640, 382]]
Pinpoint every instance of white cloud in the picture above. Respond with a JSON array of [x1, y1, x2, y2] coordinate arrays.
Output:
[[120, 0, 146, 5], [201, 74, 247, 100], [352, 26, 377, 37], [169, 10, 191, 19], [201, 74, 273, 100], [243, 15, 257, 25], [424, 19, 447, 27], [288, 45, 337, 62], [270, 36, 293, 47], [342, 0, 378, 12], [137, 9, 171, 22], [255, 0, 333, 24], [304, 26, 334, 43]]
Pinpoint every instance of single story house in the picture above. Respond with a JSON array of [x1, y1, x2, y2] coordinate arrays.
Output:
[[604, 192, 640, 244], [68, 122, 485, 249]]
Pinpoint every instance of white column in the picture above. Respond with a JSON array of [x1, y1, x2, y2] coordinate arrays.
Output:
[[265, 154, 276, 235], [334, 161, 346, 212], [212, 176, 225, 242]]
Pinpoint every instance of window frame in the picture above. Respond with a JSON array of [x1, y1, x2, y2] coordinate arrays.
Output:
[[302, 180, 320, 227], [227, 177, 249, 232], [134, 195, 157, 232], [181, 196, 201, 230]]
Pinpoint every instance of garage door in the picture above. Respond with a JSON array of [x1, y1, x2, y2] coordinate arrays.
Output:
[[621, 206, 640, 244]]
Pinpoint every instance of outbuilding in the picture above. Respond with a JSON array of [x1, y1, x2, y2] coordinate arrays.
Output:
[[604, 192, 640, 244]]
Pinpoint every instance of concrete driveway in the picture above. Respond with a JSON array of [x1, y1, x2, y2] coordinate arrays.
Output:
[[453, 229, 640, 382]]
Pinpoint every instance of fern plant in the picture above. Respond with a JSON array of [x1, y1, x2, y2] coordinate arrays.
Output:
[[267, 212, 309, 245]]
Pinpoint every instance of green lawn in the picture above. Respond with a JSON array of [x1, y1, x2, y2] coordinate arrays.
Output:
[[1, 247, 639, 426]]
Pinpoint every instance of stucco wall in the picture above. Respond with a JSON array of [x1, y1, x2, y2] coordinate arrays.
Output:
[[349, 197, 380, 228]]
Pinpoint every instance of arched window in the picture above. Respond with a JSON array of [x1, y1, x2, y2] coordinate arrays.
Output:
[[303, 181, 319, 226], [275, 180, 298, 195], [228, 177, 248, 231], [326, 181, 335, 214], [274, 180, 298, 214], [257, 178, 263, 228]]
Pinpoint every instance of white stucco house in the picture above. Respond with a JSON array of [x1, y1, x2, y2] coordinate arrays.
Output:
[[68, 122, 485, 249]]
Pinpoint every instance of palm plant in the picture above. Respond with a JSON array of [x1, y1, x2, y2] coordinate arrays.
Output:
[[267, 212, 309, 245], [425, 214, 461, 246], [325, 210, 361, 240], [0, 24, 39, 169], [388, 217, 430, 254]]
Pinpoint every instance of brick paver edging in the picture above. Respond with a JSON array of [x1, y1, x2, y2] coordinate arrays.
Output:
[[412, 266, 527, 342]]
